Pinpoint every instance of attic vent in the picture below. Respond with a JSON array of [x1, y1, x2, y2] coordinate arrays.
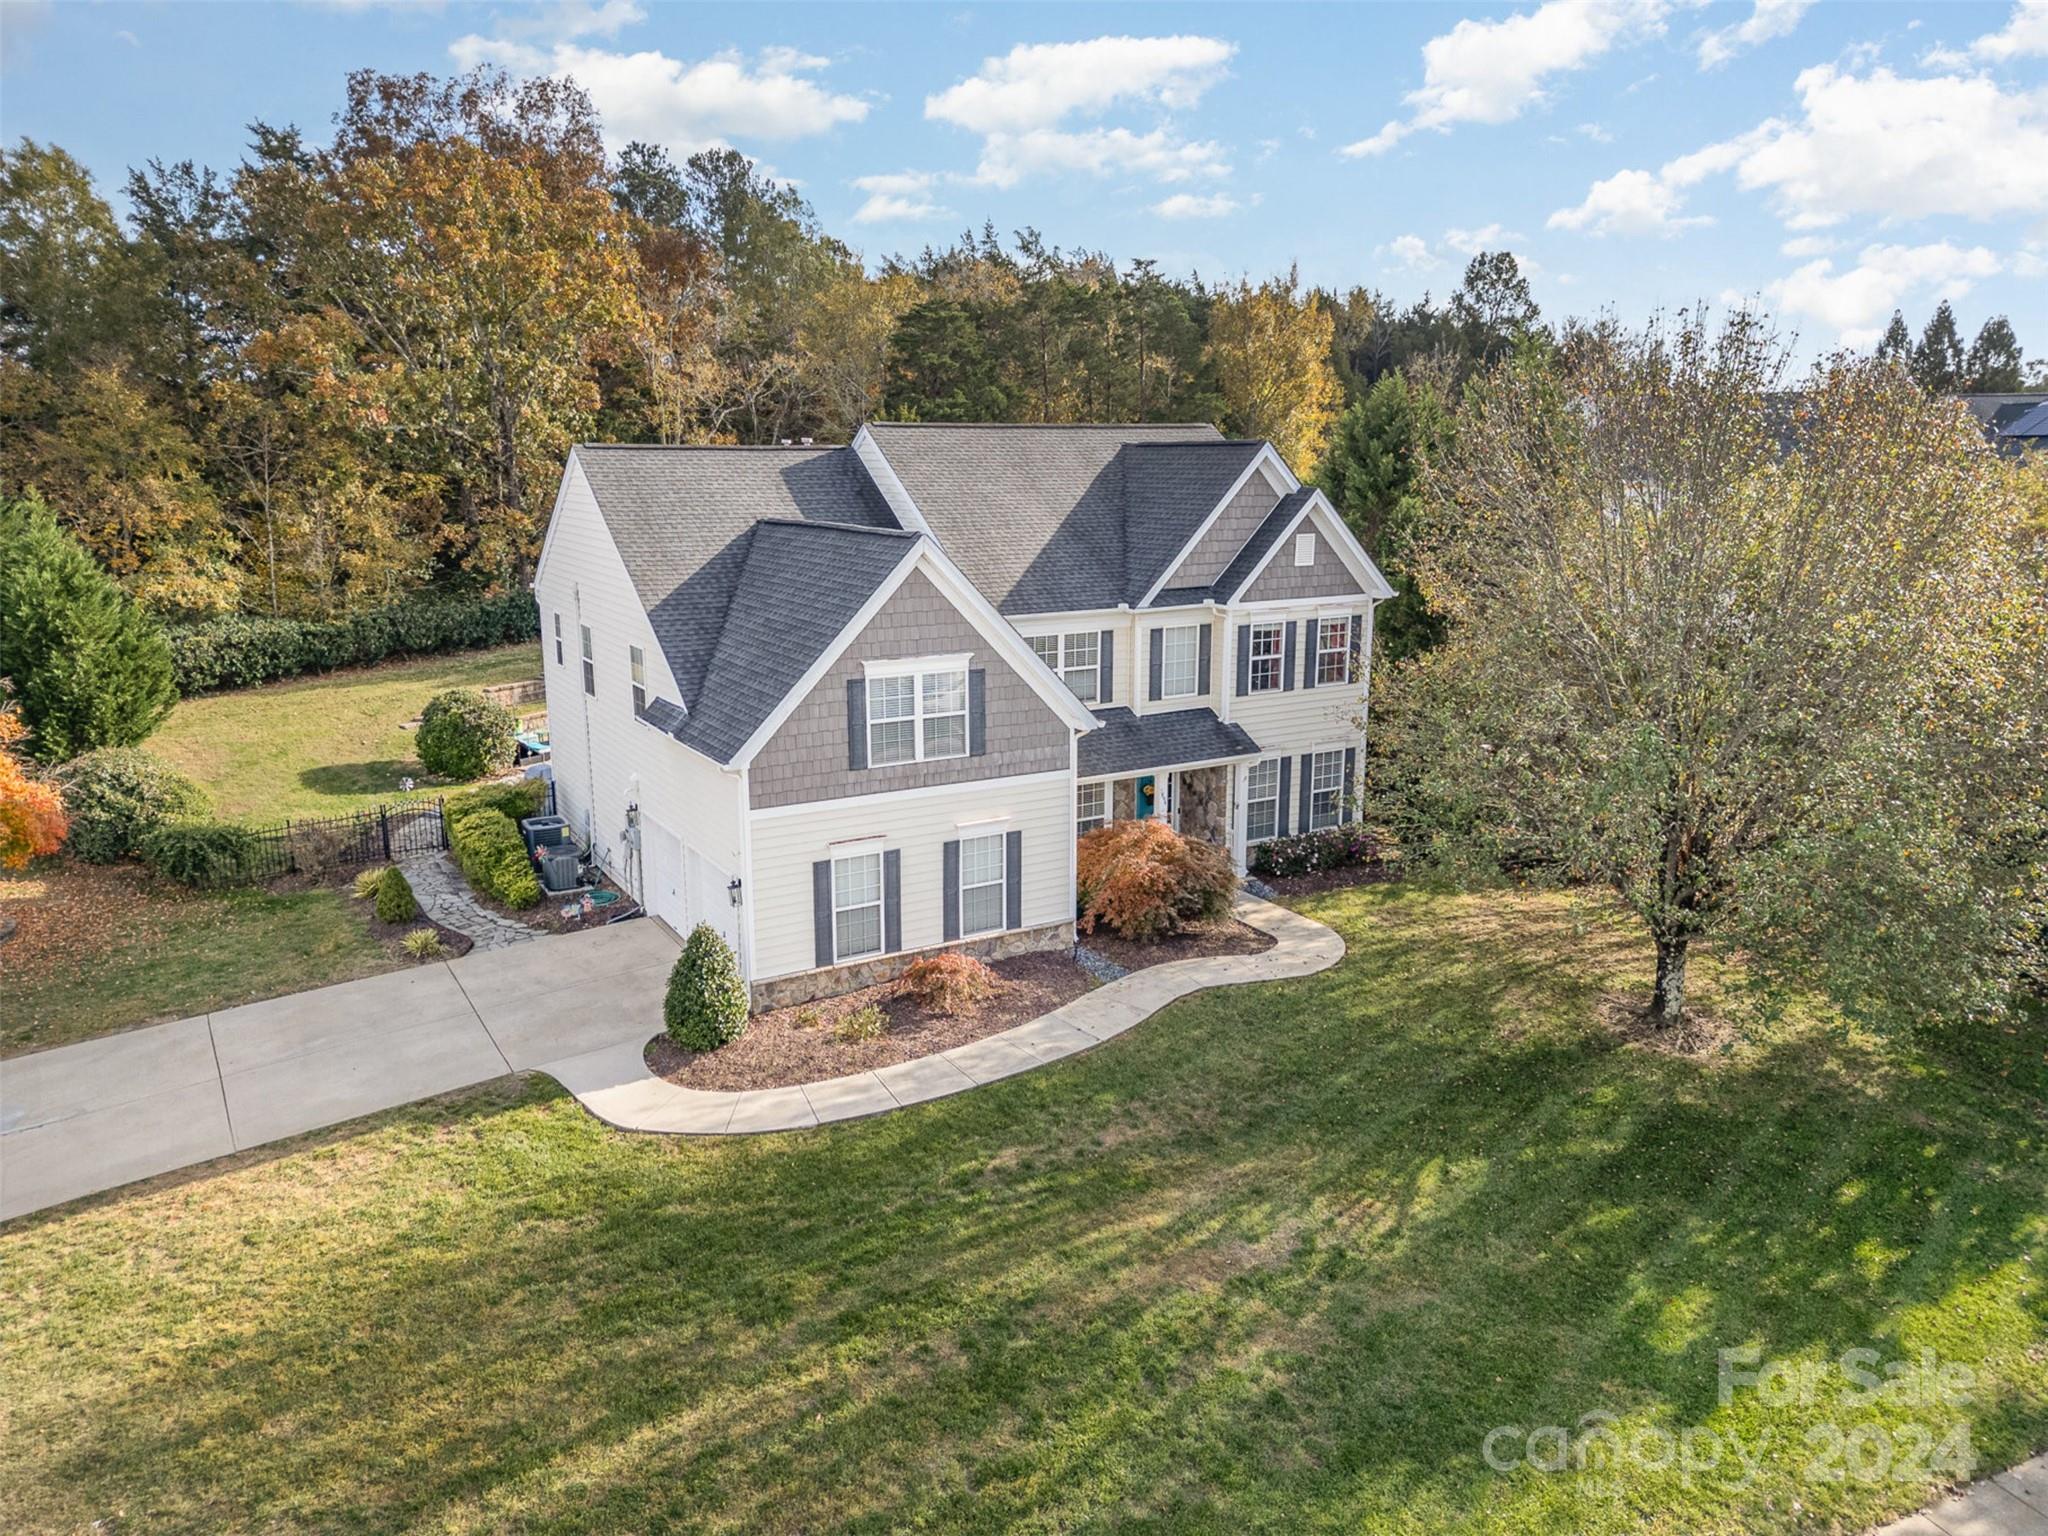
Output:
[[800, 437, 814, 446]]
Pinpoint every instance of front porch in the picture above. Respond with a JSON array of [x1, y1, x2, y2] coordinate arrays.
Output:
[[1077, 706, 1261, 864]]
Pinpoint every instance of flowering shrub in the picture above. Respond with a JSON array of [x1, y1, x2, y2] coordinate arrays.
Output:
[[1076, 818, 1236, 941], [1249, 824, 1381, 879], [900, 951, 995, 1015]]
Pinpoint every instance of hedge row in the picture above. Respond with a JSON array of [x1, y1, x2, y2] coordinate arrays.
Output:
[[166, 592, 539, 695], [450, 806, 542, 909]]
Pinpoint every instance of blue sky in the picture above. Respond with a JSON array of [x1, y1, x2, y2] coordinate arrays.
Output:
[[2, 0, 2043, 360]]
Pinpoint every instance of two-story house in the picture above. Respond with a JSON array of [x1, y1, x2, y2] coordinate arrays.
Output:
[[532, 423, 1393, 1007]]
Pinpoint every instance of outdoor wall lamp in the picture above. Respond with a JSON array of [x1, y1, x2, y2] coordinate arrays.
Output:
[[727, 877, 743, 907]]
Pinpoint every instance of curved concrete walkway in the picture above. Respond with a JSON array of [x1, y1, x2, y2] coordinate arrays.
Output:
[[539, 893, 1344, 1136]]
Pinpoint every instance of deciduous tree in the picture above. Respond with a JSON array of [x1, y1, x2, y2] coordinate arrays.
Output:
[[1208, 266, 1340, 473]]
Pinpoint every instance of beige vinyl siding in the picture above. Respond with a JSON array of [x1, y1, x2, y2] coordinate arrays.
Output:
[[1135, 610, 1225, 717], [534, 455, 745, 891], [747, 775, 1075, 982], [1013, 614, 1136, 710]]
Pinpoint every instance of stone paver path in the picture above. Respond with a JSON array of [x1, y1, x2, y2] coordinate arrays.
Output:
[[399, 849, 542, 951], [545, 893, 1343, 1136], [1872, 1451, 2048, 1535]]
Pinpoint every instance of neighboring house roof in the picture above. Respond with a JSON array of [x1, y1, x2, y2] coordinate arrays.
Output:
[[1153, 488, 1316, 607], [858, 423, 1264, 614], [573, 445, 897, 710], [2002, 401, 2048, 438], [1960, 394, 2048, 434], [1076, 707, 1262, 777], [668, 520, 921, 765]]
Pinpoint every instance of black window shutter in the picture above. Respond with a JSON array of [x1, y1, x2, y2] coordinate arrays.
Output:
[[1235, 625, 1251, 695], [1148, 628, 1163, 701], [1276, 757, 1292, 837], [846, 679, 867, 770], [1196, 625, 1212, 696], [1282, 622, 1297, 693], [968, 669, 987, 755], [1343, 747, 1358, 822], [1004, 829, 1023, 929], [1098, 629, 1114, 704], [942, 839, 961, 941], [1351, 611, 1365, 682], [883, 849, 902, 952], [1298, 753, 1314, 830], [812, 860, 834, 966], [1302, 618, 1319, 690]]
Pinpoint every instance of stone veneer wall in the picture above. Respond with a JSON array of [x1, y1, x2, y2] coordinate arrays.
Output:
[[1179, 764, 1230, 845], [749, 921, 1076, 1011], [1111, 779, 1138, 820]]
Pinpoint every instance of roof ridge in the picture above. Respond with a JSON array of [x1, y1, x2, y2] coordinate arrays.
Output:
[[751, 518, 920, 537], [575, 441, 847, 452]]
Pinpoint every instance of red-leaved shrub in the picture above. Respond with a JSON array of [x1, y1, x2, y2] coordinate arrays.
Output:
[[900, 951, 996, 1015], [1076, 819, 1236, 940]]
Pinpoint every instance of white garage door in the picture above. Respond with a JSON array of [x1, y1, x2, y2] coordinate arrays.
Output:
[[643, 819, 686, 932]]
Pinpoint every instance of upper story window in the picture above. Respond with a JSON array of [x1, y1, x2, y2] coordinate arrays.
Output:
[[1315, 618, 1351, 686], [580, 625, 595, 696], [629, 645, 647, 717], [1247, 622, 1284, 692], [1309, 749, 1345, 830], [867, 664, 968, 766], [1031, 631, 1099, 702], [553, 612, 564, 666], [1159, 625, 1200, 699]]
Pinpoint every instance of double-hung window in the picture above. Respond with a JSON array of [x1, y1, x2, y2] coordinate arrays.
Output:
[[867, 663, 969, 766], [1245, 759, 1281, 842], [1076, 782, 1106, 836], [1309, 749, 1345, 830], [553, 613, 564, 666], [1315, 618, 1351, 686], [1032, 632, 1100, 701], [1160, 625, 1200, 699], [580, 625, 596, 695], [832, 848, 884, 961], [959, 831, 1006, 936], [629, 645, 647, 717], [1247, 622, 1284, 693]]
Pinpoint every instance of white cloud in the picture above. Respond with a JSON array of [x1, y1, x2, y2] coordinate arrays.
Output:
[[1778, 234, 1837, 257], [1383, 234, 1441, 270], [1341, 0, 1669, 158], [1444, 222, 1517, 253], [1153, 192, 1241, 218], [113, 27, 139, 47], [924, 35, 1237, 188], [1577, 121, 1614, 142], [1549, 64, 2048, 237], [850, 172, 948, 224], [1923, 0, 2048, 66], [1769, 241, 2003, 345], [1697, 0, 1814, 69], [445, 38, 868, 153]]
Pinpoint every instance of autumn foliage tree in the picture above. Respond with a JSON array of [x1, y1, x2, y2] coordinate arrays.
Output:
[[1376, 313, 2048, 1030], [0, 688, 67, 869], [1208, 266, 1341, 475]]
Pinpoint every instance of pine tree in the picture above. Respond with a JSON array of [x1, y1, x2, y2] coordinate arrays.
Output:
[[1965, 316, 2024, 392], [1911, 302, 1966, 394], [0, 498, 178, 762], [1875, 311, 1912, 365]]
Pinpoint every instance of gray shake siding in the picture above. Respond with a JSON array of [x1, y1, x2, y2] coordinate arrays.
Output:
[[1163, 476, 1283, 589], [749, 569, 1071, 809], [1242, 530, 1367, 602]]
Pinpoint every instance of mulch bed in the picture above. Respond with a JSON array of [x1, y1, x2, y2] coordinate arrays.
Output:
[[364, 906, 474, 959], [646, 950, 1093, 1092], [1079, 916, 1274, 972], [1259, 862, 1399, 899]]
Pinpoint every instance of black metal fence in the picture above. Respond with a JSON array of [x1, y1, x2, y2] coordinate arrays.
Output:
[[238, 799, 449, 882]]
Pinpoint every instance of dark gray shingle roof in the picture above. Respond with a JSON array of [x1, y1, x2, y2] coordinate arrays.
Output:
[[1157, 488, 1315, 606], [671, 520, 920, 765], [1076, 707, 1262, 777], [639, 697, 688, 734], [574, 445, 897, 708], [861, 423, 1260, 614]]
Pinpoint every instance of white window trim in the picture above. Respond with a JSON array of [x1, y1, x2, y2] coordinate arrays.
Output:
[[1309, 748, 1345, 831], [1245, 758, 1282, 843], [1294, 532, 1316, 566], [580, 624, 595, 696], [866, 664, 969, 766], [1247, 621, 1284, 693], [1076, 781, 1107, 836], [553, 612, 564, 666], [1315, 618, 1350, 686], [958, 830, 1006, 938], [629, 644, 646, 717], [832, 847, 885, 962], [1032, 631, 1100, 701], [1159, 624, 1200, 700]]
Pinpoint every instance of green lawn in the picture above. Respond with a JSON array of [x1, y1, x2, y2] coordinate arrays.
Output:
[[0, 862, 395, 1054], [3, 884, 2043, 1533], [149, 644, 542, 821]]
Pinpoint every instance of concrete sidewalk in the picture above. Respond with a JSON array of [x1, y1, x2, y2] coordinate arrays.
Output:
[[0, 918, 679, 1221], [1875, 1451, 2048, 1535]]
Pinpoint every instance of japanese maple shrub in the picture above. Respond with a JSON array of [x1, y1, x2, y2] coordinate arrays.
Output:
[[1077, 819, 1236, 941]]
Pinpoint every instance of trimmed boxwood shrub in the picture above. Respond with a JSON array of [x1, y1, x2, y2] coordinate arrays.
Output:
[[1076, 819, 1237, 940], [445, 777, 549, 825], [449, 806, 541, 909], [139, 821, 257, 888], [57, 748, 211, 863], [665, 922, 749, 1051], [1248, 825, 1381, 879], [165, 592, 539, 695], [416, 689, 517, 780], [375, 864, 420, 923]]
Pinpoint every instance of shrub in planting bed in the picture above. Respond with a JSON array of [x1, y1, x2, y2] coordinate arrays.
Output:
[[374, 864, 419, 923], [665, 923, 749, 1051], [1249, 825, 1381, 879], [899, 952, 996, 1015], [449, 807, 541, 909], [1076, 819, 1236, 941]]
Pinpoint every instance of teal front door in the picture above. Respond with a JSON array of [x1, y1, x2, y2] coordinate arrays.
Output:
[[1135, 774, 1156, 818]]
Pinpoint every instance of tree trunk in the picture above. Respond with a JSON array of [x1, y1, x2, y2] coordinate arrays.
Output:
[[1652, 932, 1689, 1027]]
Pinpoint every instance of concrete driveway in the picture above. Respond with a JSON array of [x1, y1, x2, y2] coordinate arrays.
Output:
[[1, 917, 679, 1221]]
